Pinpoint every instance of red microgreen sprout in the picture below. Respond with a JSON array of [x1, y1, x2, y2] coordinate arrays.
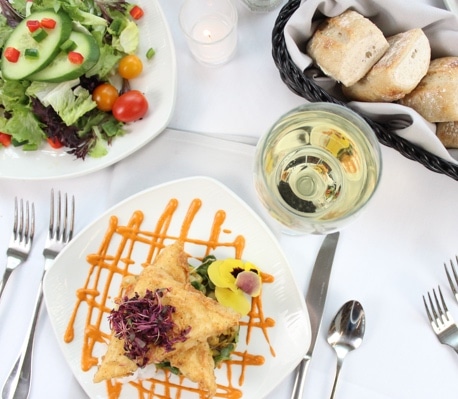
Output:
[[108, 288, 191, 367]]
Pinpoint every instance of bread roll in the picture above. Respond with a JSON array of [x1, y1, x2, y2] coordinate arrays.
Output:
[[342, 29, 431, 102], [306, 10, 389, 87], [436, 121, 458, 149], [399, 57, 458, 122]]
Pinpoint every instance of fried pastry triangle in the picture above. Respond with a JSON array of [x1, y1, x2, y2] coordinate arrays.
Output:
[[93, 241, 240, 398]]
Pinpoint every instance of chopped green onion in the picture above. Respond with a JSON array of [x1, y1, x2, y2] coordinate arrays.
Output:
[[24, 48, 39, 59], [146, 48, 155, 60], [31, 27, 48, 42], [60, 39, 77, 53]]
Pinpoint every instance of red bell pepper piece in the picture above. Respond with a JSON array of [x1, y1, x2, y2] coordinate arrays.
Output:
[[68, 51, 84, 64], [129, 5, 144, 20], [26, 20, 41, 32], [4, 47, 20, 63], [41, 18, 56, 29]]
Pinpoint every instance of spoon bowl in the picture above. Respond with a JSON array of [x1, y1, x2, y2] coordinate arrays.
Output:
[[327, 300, 366, 399]]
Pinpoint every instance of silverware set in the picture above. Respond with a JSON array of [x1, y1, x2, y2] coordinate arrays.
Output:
[[291, 232, 367, 399], [423, 258, 458, 354], [0, 190, 75, 399]]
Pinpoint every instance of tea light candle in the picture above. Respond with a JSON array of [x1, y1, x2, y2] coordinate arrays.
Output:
[[180, 0, 238, 66]]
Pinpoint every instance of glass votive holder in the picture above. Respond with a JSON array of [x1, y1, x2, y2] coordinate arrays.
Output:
[[179, 0, 238, 66], [240, 0, 283, 12]]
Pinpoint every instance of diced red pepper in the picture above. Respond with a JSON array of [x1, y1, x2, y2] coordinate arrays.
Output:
[[129, 5, 144, 20], [26, 20, 41, 32], [41, 18, 56, 29], [4, 47, 20, 63], [47, 137, 63, 149], [0, 133, 12, 147], [68, 51, 84, 64]]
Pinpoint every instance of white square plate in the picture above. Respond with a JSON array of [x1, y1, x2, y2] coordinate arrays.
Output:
[[43, 176, 311, 398]]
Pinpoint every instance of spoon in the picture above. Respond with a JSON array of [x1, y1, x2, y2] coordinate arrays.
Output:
[[327, 300, 366, 399]]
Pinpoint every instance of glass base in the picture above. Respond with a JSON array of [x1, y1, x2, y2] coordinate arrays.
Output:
[[240, 0, 283, 12]]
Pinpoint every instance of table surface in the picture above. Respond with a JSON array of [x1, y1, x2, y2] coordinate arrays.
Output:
[[1, 0, 458, 398]]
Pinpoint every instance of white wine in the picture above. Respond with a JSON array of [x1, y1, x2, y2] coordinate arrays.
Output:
[[254, 103, 381, 234]]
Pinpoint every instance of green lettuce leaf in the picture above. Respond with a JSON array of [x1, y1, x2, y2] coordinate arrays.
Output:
[[3, 105, 45, 149], [112, 20, 139, 53], [27, 80, 97, 126], [85, 42, 122, 78], [0, 79, 30, 110]]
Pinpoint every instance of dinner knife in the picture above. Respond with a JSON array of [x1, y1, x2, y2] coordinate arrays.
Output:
[[291, 231, 340, 399]]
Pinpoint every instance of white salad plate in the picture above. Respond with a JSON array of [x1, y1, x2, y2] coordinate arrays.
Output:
[[43, 176, 311, 399], [0, 0, 176, 180]]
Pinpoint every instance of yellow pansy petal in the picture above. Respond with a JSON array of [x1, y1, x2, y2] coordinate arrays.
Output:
[[215, 287, 251, 315], [208, 259, 243, 289], [243, 261, 261, 274], [208, 260, 232, 289], [220, 258, 245, 275]]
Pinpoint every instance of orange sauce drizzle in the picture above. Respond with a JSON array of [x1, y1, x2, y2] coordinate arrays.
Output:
[[64, 198, 276, 398]]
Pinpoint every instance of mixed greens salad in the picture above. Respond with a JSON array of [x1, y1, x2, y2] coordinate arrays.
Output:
[[0, 0, 151, 159]]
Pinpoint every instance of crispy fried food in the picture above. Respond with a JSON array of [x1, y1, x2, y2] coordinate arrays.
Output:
[[167, 341, 217, 396], [151, 240, 189, 284], [93, 336, 137, 383], [93, 241, 240, 398]]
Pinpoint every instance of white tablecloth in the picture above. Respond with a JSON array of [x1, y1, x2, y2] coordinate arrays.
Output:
[[1, 0, 458, 398]]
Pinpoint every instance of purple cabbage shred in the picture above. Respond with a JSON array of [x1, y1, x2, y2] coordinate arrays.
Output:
[[108, 289, 191, 367]]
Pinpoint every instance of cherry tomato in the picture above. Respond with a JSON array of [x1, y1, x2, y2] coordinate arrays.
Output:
[[112, 90, 148, 122], [47, 137, 64, 149], [92, 83, 119, 112], [0, 132, 12, 147], [118, 54, 143, 79]]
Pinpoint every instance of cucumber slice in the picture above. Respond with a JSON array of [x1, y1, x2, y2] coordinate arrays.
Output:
[[1, 10, 73, 81], [29, 31, 100, 83]]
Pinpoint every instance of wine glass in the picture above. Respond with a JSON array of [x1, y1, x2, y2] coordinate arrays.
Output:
[[253, 102, 382, 235]]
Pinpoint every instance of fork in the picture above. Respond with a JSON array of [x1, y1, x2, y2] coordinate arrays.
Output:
[[0, 198, 35, 301], [444, 256, 458, 302], [423, 286, 458, 353], [2, 190, 75, 399]]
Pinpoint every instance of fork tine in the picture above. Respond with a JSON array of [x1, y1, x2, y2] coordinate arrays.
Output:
[[23, 200, 35, 245], [56, 190, 61, 239], [12, 198, 35, 245], [62, 192, 67, 241], [436, 286, 450, 323], [423, 294, 434, 325], [49, 189, 55, 239], [427, 291, 440, 328], [50, 190, 75, 242], [68, 194, 75, 241], [29, 202, 35, 243], [445, 257, 458, 299], [13, 197, 20, 241]]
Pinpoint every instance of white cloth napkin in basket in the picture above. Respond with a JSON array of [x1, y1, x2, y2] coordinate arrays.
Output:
[[284, 0, 458, 164]]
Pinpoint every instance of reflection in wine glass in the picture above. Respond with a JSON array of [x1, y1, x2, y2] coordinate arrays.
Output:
[[254, 102, 382, 235]]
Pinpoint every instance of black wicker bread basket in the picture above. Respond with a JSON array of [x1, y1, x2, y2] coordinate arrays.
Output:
[[271, 0, 458, 181]]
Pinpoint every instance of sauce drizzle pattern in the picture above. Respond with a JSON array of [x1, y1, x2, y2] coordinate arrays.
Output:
[[64, 198, 276, 399]]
